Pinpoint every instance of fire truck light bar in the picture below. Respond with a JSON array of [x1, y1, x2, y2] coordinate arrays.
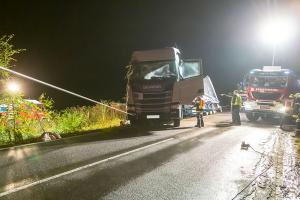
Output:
[[263, 66, 282, 71]]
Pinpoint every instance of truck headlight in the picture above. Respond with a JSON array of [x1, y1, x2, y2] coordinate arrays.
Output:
[[278, 106, 286, 113], [244, 102, 253, 111]]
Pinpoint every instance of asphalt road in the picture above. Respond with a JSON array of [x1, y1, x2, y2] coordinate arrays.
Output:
[[0, 113, 279, 200]]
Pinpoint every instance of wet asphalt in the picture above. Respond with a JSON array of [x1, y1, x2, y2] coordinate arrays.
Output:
[[0, 113, 278, 200]]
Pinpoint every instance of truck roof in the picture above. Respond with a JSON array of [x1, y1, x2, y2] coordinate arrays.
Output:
[[131, 47, 180, 62]]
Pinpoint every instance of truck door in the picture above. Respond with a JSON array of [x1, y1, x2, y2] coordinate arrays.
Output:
[[176, 59, 203, 105]]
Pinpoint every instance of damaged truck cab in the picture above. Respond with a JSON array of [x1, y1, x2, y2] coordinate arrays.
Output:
[[126, 47, 203, 127]]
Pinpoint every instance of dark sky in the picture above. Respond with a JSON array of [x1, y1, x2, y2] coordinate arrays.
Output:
[[1, 0, 300, 108]]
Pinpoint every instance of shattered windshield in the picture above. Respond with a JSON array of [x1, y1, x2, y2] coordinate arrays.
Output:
[[249, 76, 288, 88], [132, 61, 177, 80]]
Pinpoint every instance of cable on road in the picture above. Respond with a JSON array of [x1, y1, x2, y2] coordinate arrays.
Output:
[[249, 145, 267, 157], [231, 163, 273, 200], [0, 66, 133, 116]]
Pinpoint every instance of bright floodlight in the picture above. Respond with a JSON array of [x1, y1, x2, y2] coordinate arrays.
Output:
[[259, 17, 297, 45], [7, 82, 20, 93]]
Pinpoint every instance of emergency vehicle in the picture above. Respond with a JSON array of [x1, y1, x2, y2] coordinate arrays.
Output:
[[242, 66, 299, 121]]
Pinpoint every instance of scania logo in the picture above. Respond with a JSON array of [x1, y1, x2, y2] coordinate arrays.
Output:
[[143, 85, 161, 90], [251, 88, 280, 93]]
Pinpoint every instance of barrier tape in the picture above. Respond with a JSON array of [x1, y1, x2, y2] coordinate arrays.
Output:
[[0, 66, 133, 116]]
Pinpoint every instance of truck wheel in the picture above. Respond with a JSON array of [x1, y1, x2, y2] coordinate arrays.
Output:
[[174, 119, 180, 127], [129, 119, 137, 126], [246, 112, 259, 122], [128, 116, 140, 126], [280, 116, 295, 132], [261, 115, 272, 122]]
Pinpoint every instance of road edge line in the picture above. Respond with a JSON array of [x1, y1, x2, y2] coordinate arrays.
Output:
[[0, 137, 175, 197]]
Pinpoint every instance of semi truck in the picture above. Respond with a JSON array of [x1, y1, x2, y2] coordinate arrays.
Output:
[[242, 66, 299, 121], [126, 47, 203, 127]]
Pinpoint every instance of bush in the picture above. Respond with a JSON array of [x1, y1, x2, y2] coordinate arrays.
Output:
[[53, 107, 88, 134], [0, 97, 126, 146], [52, 103, 126, 133], [0, 123, 10, 145]]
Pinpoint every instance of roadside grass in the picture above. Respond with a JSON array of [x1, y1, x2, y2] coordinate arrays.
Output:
[[0, 103, 126, 148]]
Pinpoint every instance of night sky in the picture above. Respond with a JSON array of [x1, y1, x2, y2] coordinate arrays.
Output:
[[1, 0, 300, 108]]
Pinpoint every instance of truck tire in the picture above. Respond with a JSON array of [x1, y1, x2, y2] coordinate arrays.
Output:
[[261, 115, 273, 122], [129, 119, 138, 126], [174, 119, 180, 127], [280, 116, 296, 132], [246, 112, 259, 122]]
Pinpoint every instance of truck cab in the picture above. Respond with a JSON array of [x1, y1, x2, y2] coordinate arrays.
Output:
[[126, 47, 203, 127], [243, 66, 299, 121]]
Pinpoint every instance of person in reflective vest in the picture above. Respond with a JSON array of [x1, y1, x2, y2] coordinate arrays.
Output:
[[193, 96, 205, 128], [231, 90, 242, 125]]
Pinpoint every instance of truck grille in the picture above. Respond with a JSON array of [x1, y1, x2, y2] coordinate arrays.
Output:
[[257, 101, 275, 106], [252, 92, 282, 101], [133, 91, 172, 113]]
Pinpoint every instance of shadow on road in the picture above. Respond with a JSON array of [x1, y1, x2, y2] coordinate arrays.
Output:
[[245, 118, 281, 128], [0, 124, 195, 151], [2, 127, 232, 200]]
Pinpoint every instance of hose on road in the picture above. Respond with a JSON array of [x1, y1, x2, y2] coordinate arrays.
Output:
[[231, 163, 273, 200], [232, 142, 274, 199]]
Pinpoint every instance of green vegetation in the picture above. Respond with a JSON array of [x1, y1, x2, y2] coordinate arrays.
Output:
[[51, 103, 125, 134], [0, 101, 126, 147], [0, 34, 126, 147]]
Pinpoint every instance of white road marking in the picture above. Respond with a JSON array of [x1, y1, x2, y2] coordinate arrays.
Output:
[[0, 137, 175, 197]]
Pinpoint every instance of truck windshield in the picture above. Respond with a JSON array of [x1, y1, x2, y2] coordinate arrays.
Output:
[[249, 76, 288, 88], [133, 61, 177, 80]]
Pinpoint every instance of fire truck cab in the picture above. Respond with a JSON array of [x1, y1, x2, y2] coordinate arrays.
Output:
[[243, 66, 299, 121]]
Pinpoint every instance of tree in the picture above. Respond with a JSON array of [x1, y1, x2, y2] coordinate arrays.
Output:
[[0, 34, 25, 78], [0, 34, 26, 143]]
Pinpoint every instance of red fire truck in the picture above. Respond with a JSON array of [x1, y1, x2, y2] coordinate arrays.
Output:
[[243, 66, 300, 121]]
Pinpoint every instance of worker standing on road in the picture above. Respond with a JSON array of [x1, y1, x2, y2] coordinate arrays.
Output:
[[231, 90, 242, 125], [193, 96, 205, 128]]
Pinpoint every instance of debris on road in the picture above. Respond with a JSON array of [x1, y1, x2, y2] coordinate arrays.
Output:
[[40, 132, 62, 142]]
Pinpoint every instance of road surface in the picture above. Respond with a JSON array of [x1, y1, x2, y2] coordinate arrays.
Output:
[[0, 113, 281, 200]]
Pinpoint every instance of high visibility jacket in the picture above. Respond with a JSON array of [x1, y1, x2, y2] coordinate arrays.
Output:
[[231, 94, 242, 108], [193, 97, 205, 111]]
